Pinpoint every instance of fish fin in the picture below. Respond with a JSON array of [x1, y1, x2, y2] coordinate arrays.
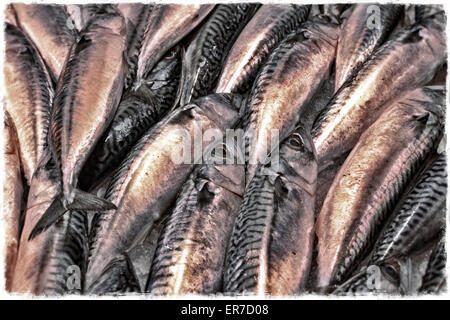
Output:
[[28, 195, 68, 240], [170, 45, 186, 112], [28, 189, 116, 240], [67, 188, 117, 211]]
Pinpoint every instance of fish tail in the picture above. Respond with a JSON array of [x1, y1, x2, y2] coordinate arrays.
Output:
[[28, 189, 117, 240]]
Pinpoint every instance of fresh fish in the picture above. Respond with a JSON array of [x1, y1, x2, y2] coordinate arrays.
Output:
[[315, 88, 445, 289], [243, 15, 339, 185], [179, 4, 261, 106], [322, 4, 352, 19], [420, 238, 446, 293], [334, 4, 403, 91], [10, 152, 89, 294], [370, 155, 447, 264], [312, 12, 446, 169], [3, 114, 23, 291], [79, 46, 182, 190], [224, 124, 318, 295], [13, 4, 77, 81], [4, 23, 54, 185], [117, 3, 154, 89], [28, 12, 128, 239], [85, 94, 242, 293], [215, 4, 311, 94], [148, 146, 245, 295], [135, 4, 215, 85]]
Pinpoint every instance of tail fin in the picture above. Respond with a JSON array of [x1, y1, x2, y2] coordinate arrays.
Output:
[[28, 189, 117, 240]]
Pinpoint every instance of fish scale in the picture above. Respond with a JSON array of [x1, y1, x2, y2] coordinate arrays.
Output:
[[215, 4, 311, 94], [315, 88, 445, 289], [370, 154, 447, 264], [180, 4, 260, 106]]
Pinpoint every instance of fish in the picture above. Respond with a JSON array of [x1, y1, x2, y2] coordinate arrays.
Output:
[[243, 14, 340, 185], [3, 113, 24, 291], [370, 154, 446, 264], [28, 12, 128, 239], [215, 4, 311, 94], [415, 4, 444, 22], [312, 12, 446, 169], [117, 3, 154, 89], [78, 46, 182, 190], [420, 238, 446, 293], [334, 4, 403, 91], [13, 4, 77, 82], [135, 4, 215, 85], [179, 4, 261, 106], [315, 88, 445, 290], [224, 124, 318, 295], [147, 145, 245, 295], [10, 151, 89, 294], [4, 23, 54, 185], [85, 94, 242, 293]]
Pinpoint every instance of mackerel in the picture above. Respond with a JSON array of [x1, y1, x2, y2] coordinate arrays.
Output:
[[85, 94, 242, 293], [148, 148, 245, 295], [13, 4, 77, 81], [135, 4, 215, 85], [420, 238, 446, 293], [179, 4, 260, 106], [315, 88, 445, 289], [215, 4, 311, 94], [243, 15, 339, 185], [370, 154, 446, 264], [334, 4, 403, 91], [312, 12, 446, 169], [224, 125, 318, 295], [4, 23, 54, 185]]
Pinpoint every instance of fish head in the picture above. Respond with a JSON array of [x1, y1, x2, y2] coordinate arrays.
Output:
[[278, 125, 318, 190], [192, 94, 242, 131]]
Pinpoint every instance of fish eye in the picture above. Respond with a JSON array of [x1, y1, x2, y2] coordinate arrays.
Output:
[[288, 133, 304, 151], [380, 262, 400, 285]]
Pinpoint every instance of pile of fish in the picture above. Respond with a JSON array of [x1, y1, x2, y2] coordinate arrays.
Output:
[[2, 3, 447, 296]]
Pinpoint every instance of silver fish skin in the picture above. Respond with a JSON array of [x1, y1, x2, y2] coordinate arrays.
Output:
[[135, 4, 215, 85], [13, 4, 77, 82], [50, 12, 127, 206], [3, 113, 23, 291], [312, 12, 446, 170], [85, 94, 241, 293], [79, 46, 182, 190], [243, 15, 340, 185], [117, 3, 154, 89], [148, 154, 245, 295], [10, 152, 89, 295], [334, 4, 403, 91], [420, 238, 446, 293], [179, 4, 261, 106], [315, 88, 445, 290], [224, 125, 318, 295], [4, 23, 54, 185], [370, 154, 447, 264], [215, 4, 311, 94]]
